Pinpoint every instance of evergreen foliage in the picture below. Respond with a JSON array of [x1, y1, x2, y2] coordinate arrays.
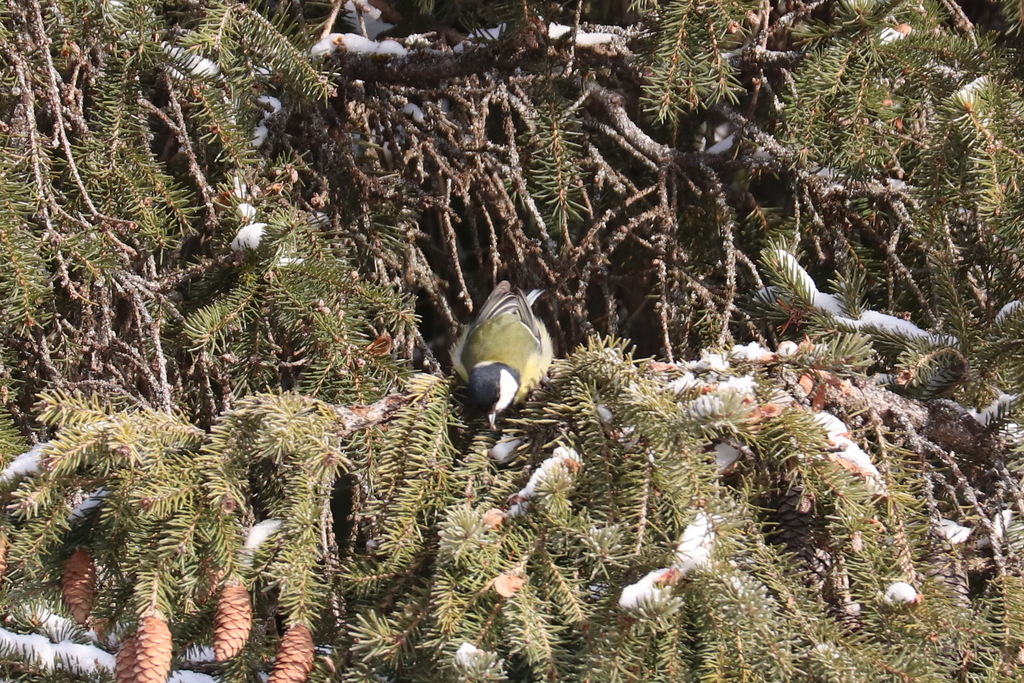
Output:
[[0, 0, 1023, 679]]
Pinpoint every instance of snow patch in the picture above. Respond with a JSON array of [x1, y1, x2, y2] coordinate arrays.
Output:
[[488, 437, 522, 464], [935, 518, 971, 544], [231, 177, 248, 200], [25, 608, 90, 643], [251, 125, 268, 148], [168, 671, 216, 683], [856, 310, 927, 338], [675, 511, 717, 575], [256, 95, 282, 114], [813, 410, 852, 438], [507, 446, 581, 517], [969, 393, 1017, 427], [619, 512, 721, 614], [574, 31, 617, 46], [690, 351, 730, 373], [996, 300, 1023, 324], [230, 223, 267, 251], [375, 39, 407, 56], [68, 488, 109, 523], [618, 568, 675, 610], [812, 292, 846, 317], [728, 341, 769, 361], [0, 626, 114, 673], [2, 442, 47, 482], [237, 203, 257, 221], [954, 76, 989, 105], [471, 25, 505, 41], [753, 285, 779, 305], [666, 372, 700, 394], [812, 413, 885, 493], [769, 251, 956, 346], [705, 134, 736, 155], [976, 510, 1013, 549], [883, 581, 919, 605], [713, 442, 742, 473], [402, 103, 425, 123], [772, 249, 818, 300], [310, 33, 408, 57], [831, 436, 883, 488], [162, 44, 221, 78], [777, 340, 799, 357], [547, 23, 572, 39], [344, 0, 396, 38], [454, 642, 485, 667], [690, 394, 726, 418], [184, 645, 216, 662], [878, 26, 908, 44], [715, 374, 757, 399], [244, 519, 283, 550]]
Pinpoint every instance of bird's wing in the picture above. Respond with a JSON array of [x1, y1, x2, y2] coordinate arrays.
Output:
[[511, 289, 544, 343], [474, 281, 516, 321], [475, 281, 544, 346]]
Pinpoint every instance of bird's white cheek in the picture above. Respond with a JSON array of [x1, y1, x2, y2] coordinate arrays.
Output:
[[495, 369, 519, 413]]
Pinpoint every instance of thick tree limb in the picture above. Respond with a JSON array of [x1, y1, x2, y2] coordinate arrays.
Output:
[[804, 370, 1008, 465]]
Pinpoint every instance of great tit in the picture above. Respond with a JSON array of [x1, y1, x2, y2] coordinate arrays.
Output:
[[452, 281, 553, 429]]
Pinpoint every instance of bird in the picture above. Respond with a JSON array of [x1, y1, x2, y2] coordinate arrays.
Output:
[[452, 281, 553, 429]]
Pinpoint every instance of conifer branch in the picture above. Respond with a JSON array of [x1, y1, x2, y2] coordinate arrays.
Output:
[[2, 0, 1024, 678], [801, 367, 1008, 465], [330, 392, 419, 436], [138, 93, 218, 228]]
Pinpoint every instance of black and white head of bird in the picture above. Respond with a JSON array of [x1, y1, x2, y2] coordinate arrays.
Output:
[[467, 362, 520, 429]]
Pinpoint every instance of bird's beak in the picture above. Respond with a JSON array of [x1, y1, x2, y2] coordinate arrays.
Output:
[[488, 411, 498, 430]]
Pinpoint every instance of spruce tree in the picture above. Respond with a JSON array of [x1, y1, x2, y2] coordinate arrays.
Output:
[[0, 0, 1022, 680]]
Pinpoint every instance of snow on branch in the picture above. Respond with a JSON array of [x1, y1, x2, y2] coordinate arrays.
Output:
[[507, 446, 582, 517], [619, 512, 720, 615], [1, 442, 48, 482]]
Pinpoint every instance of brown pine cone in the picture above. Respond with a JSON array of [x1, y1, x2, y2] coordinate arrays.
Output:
[[61, 548, 97, 625], [214, 582, 252, 661], [196, 564, 224, 606], [767, 485, 832, 588], [134, 615, 173, 683], [269, 623, 315, 683], [0, 533, 8, 579], [114, 635, 138, 683]]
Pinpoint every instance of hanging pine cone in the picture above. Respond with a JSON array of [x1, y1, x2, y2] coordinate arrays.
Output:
[[925, 547, 971, 608], [61, 548, 96, 625], [766, 484, 832, 588], [269, 623, 315, 683], [196, 564, 224, 606], [133, 615, 173, 683], [114, 635, 138, 683], [0, 533, 8, 579], [214, 582, 252, 661]]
